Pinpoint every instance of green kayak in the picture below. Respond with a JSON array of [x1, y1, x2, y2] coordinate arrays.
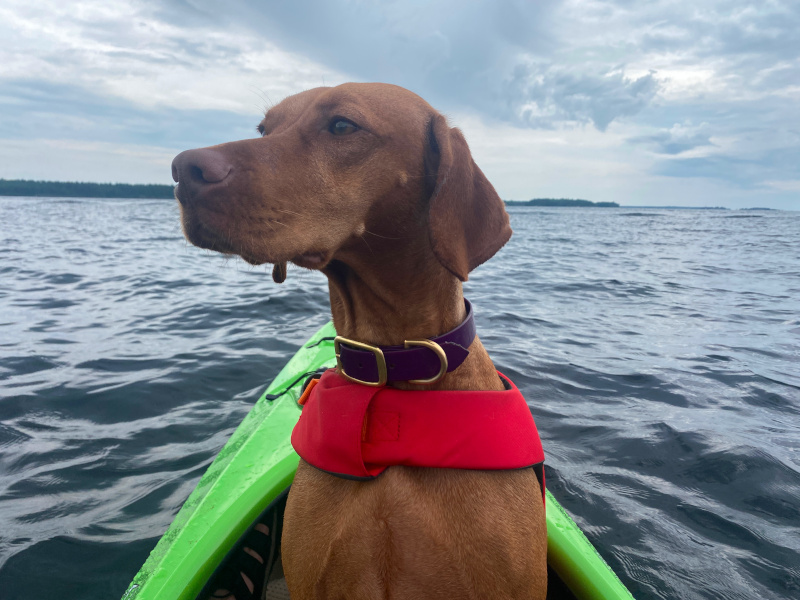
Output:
[[122, 322, 634, 600]]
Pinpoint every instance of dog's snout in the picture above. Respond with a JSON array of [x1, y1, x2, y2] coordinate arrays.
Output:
[[171, 149, 232, 204]]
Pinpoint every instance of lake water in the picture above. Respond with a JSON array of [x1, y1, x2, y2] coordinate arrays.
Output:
[[0, 197, 798, 599]]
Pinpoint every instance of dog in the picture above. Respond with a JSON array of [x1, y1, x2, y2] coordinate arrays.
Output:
[[172, 82, 547, 600]]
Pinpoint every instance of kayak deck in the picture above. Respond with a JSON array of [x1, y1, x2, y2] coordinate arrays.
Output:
[[122, 322, 633, 600]]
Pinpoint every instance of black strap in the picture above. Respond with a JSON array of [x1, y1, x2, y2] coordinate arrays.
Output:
[[230, 570, 254, 600], [262, 335, 334, 402], [305, 336, 336, 349], [264, 366, 329, 402], [263, 500, 284, 585], [244, 529, 271, 557]]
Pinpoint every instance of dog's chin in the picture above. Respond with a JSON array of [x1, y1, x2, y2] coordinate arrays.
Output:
[[240, 253, 267, 266], [236, 250, 332, 269], [291, 251, 331, 270], [183, 223, 234, 255]]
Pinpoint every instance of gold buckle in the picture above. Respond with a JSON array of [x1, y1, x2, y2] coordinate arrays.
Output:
[[334, 336, 388, 387], [403, 339, 448, 385]]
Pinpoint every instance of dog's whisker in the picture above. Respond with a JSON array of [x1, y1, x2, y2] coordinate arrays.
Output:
[[359, 234, 374, 254], [275, 208, 303, 217], [363, 229, 407, 240], [250, 86, 274, 113], [257, 218, 276, 233]]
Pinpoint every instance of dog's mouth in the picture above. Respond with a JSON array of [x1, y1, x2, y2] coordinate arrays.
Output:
[[182, 205, 334, 270], [186, 221, 332, 271]]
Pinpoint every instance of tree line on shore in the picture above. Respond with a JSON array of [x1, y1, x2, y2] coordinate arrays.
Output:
[[1, 180, 623, 207], [505, 198, 619, 207], [0, 179, 175, 199]]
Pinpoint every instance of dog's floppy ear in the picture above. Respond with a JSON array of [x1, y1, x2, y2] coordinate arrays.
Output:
[[425, 114, 512, 281]]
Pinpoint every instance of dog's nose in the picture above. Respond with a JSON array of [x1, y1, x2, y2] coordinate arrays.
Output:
[[172, 148, 232, 204]]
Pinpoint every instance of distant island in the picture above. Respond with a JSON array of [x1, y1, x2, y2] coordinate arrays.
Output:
[[0, 179, 175, 199], [623, 205, 728, 210], [505, 198, 620, 208]]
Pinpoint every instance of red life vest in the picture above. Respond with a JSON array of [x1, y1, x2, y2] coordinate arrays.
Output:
[[291, 369, 545, 500]]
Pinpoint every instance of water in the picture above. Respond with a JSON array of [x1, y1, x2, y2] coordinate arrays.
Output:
[[1, 197, 798, 600]]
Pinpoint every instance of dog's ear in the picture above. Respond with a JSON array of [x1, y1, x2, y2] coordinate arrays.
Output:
[[424, 114, 512, 281]]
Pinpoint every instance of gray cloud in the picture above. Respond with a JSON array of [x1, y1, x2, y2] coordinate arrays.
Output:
[[639, 92, 800, 187], [655, 145, 800, 189], [149, 0, 668, 130], [150, 0, 563, 118], [505, 63, 660, 130], [143, 0, 797, 137], [606, 0, 800, 87], [706, 3, 800, 60], [629, 123, 714, 155]]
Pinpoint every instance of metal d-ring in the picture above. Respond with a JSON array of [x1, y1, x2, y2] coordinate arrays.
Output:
[[403, 339, 448, 385]]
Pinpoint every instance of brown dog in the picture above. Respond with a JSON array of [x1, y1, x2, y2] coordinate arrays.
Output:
[[172, 83, 547, 600]]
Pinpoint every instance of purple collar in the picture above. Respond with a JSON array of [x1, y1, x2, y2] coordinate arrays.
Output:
[[334, 299, 476, 387]]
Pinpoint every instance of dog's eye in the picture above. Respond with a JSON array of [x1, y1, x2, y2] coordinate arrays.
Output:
[[329, 119, 359, 136], [256, 124, 266, 136]]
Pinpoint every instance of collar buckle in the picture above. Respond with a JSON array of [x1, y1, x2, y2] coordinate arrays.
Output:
[[334, 336, 388, 387]]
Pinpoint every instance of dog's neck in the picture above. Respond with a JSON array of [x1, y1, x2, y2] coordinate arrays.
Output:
[[322, 252, 502, 392], [323, 251, 463, 343]]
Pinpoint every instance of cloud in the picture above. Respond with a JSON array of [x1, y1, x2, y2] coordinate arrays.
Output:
[[150, 0, 562, 117], [629, 123, 715, 155], [453, 112, 644, 200], [592, 0, 800, 100], [635, 93, 800, 189], [661, 147, 800, 187], [705, 2, 800, 59], [149, 0, 666, 131], [0, 0, 348, 114], [455, 111, 799, 210], [505, 62, 660, 130]]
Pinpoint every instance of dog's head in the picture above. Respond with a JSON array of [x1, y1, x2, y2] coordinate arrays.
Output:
[[172, 82, 511, 281]]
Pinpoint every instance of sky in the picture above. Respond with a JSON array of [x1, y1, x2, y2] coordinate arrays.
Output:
[[1, 0, 798, 209]]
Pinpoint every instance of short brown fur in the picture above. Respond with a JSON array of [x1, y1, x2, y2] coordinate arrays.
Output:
[[172, 82, 546, 600]]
